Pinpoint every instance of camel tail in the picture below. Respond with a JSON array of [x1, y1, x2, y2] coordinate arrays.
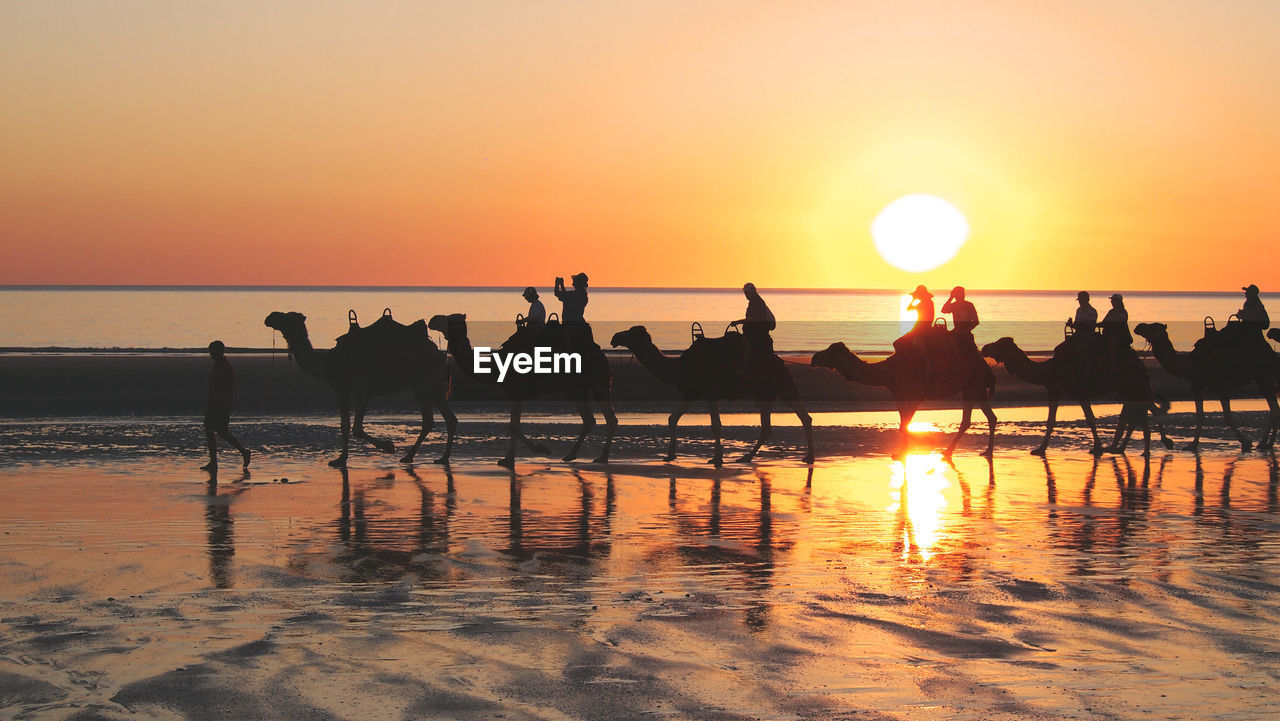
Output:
[[985, 366, 996, 398]]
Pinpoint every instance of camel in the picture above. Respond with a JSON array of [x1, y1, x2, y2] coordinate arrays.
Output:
[[981, 336, 1171, 455], [810, 341, 996, 457], [610, 326, 814, 465], [427, 313, 616, 467], [1133, 322, 1279, 452], [264, 311, 456, 467]]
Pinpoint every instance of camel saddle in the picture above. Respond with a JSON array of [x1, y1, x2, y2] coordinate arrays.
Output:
[[336, 309, 435, 356], [501, 319, 598, 355], [893, 325, 970, 376], [1195, 320, 1270, 376]]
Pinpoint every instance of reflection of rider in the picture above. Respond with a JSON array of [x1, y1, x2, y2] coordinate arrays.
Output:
[[554, 273, 591, 347], [729, 282, 775, 365]]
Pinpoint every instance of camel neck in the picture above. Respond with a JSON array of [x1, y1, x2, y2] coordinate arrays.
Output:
[[832, 349, 894, 387], [281, 327, 329, 378], [995, 343, 1051, 386], [628, 338, 681, 384], [1146, 333, 1192, 380], [445, 333, 485, 382]]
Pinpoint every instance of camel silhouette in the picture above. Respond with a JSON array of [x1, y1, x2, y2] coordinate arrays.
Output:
[[810, 341, 996, 457], [264, 311, 456, 467], [1134, 322, 1279, 451], [610, 326, 814, 465], [980, 336, 1169, 455], [428, 313, 616, 467]]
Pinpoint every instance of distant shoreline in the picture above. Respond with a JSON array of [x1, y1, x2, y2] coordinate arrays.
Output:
[[0, 284, 1269, 296]]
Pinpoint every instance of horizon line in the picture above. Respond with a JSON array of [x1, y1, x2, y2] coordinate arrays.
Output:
[[0, 284, 1262, 296]]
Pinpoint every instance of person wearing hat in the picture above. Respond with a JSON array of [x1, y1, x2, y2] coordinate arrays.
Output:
[[201, 340, 250, 472], [519, 286, 546, 333], [1238, 284, 1269, 330], [1100, 293, 1132, 346], [554, 272, 591, 347], [1066, 291, 1098, 335], [730, 282, 777, 367], [906, 285, 935, 335]]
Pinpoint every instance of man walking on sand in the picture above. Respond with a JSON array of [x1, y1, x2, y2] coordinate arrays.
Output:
[[202, 340, 250, 472]]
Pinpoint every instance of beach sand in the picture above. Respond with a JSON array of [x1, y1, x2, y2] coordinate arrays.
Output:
[[3, 413, 1280, 720], [4, 352, 1280, 720]]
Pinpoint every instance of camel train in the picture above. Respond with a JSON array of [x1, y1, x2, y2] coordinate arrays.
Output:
[[262, 299, 1279, 467]]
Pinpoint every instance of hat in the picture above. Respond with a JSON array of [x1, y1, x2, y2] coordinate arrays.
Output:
[[572, 273, 589, 287], [1077, 291, 1090, 301], [1244, 284, 1260, 295], [1110, 293, 1123, 301], [523, 286, 538, 299], [910, 285, 932, 299]]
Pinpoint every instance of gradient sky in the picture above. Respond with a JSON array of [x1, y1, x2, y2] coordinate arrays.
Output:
[[2, 1, 1277, 290]]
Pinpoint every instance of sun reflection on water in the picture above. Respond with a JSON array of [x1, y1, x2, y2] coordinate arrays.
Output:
[[888, 452, 951, 563]]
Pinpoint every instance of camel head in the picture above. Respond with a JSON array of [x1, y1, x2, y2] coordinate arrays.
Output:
[[427, 313, 467, 340], [810, 342, 850, 370], [610, 325, 651, 349], [980, 336, 1019, 363], [264, 311, 307, 338], [1133, 322, 1168, 343]]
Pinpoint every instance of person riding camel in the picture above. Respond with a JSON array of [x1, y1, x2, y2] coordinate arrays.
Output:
[[519, 286, 546, 333], [1066, 291, 1098, 335], [906, 285, 936, 374], [942, 285, 980, 374], [729, 282, 776, 370], [1099, 293, 1133, 376], [554, 272, 592, 348], [1236, 283, 1270, 352]]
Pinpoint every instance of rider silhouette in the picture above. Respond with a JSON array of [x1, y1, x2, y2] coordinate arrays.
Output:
[[554, 272, 591, 347], [729, 282, 776, 368]]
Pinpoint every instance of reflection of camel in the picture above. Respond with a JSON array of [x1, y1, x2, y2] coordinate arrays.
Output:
[[811, 342, 995, 457], [981, 336, 1166, 456], [1135, 322, 1279, 451], [610, 326, 814, 465], [428, 313, 616, 467], [265, 311, 457, 467]]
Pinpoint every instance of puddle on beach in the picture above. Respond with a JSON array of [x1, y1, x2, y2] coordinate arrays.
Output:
[[1, 452, 1279, 719]]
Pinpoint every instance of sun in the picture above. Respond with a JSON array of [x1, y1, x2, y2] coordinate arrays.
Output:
[[871, 194, 969, 273]]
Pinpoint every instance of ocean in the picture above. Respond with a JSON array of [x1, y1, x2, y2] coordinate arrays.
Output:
[[0, 286, 1269, 353]]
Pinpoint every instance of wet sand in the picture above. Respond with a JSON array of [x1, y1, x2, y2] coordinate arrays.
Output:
[[0, 353, 1203, 418], [2, 429, 1280, 719]]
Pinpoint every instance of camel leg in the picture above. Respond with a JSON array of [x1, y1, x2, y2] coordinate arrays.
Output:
[[1081, 403, 1104, 455], [435, 395, 458, 464], [1187, 392, 1205, 452], [664, 398, 693, 462], [1032, 400, 1058, 456], [1259, 389, 1280, 452], [353, 396, 395, 454], [783, 397, 815, 464], [708, 400, 724, 467], [944, 403, 973, 459], [896, 400, 919, 457], [562, 391, 596, 462], [1220, 395, 1253, 452], [592, 389, 617, 464], [738, 399, 773, 463], [331, 398, 351, 468], [400, 387, 435, 464], [980, 400, 997, 458]]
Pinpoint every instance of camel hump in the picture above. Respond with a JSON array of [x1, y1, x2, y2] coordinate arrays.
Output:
[[336, 310, 434, 351]]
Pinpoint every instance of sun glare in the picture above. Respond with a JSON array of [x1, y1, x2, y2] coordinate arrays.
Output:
[[872, 194, 969, 273]]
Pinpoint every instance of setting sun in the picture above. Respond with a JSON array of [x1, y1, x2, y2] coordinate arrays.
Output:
[[871, 194, 970, 273]]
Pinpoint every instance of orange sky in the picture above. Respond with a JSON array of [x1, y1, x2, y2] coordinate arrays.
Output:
[[2, 1, 1277, 290]]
